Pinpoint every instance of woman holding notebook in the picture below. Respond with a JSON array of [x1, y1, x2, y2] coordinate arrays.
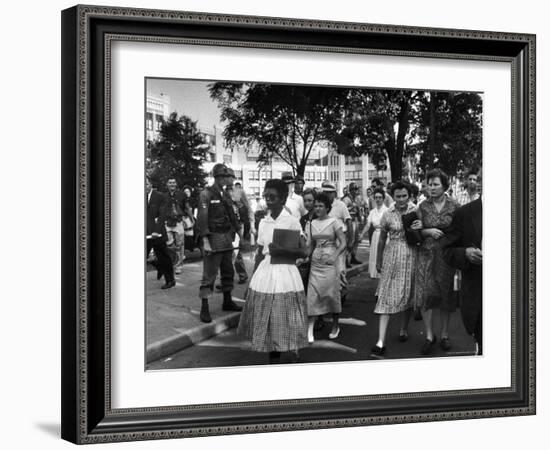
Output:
[[237, 179, 309, 364]]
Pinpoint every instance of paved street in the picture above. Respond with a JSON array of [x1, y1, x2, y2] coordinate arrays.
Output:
[[147, 241, 477, 370]]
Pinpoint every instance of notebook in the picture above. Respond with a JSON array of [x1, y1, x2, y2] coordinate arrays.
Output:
[[270, 228, 300, 264]]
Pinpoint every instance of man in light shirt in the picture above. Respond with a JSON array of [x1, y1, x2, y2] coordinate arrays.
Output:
[[455, 169, 480, 206], [282, 172, 306, 219]]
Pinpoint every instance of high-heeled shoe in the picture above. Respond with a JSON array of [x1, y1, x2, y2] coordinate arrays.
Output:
[[328, 327, 340, 339], [421, 335, 437, 355], [370, 345, 386, 358]]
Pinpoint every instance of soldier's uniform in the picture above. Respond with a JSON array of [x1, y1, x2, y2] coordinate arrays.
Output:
[[196, 164, 242, 322]]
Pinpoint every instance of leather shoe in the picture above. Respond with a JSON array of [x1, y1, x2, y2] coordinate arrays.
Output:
[[222, 300, 242, 312], [370, 345, 386, 358], [421, 335, 437, 355], [161, 280, 175, 289], [440, 337, 451, 351], [398, 332, 409, 342], [200, 305, 212, 323]]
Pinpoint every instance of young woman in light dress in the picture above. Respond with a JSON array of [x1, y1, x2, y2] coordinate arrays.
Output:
[[305, 193, 347, 342], [237, 179, 309, 364], [359, 187, 389, 281]]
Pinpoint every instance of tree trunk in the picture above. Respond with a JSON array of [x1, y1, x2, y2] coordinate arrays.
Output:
[[385, 134, 400, 182], [393, 99, 411, 182], [296, 160, 307, 177], [427, 91, 436, 173]]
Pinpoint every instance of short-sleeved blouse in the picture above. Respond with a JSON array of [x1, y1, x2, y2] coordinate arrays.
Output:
[[257, 209, 303, 256]]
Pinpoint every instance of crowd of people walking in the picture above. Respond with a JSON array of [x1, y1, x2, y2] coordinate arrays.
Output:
[[146, 163, 483, 363]]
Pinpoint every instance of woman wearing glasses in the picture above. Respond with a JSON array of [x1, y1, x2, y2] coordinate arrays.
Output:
[[237, 179, 309, 364]]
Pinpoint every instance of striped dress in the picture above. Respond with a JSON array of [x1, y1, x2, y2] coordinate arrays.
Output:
[[237, 209, 308, 352], [374, 203, 418, 315]]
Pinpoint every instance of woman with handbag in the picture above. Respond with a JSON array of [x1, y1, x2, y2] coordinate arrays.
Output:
[[370, 181, 422, 357], [413, 169, 460, 355]]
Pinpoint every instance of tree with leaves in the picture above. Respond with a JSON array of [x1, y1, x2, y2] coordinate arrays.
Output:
[[209, 82, 482, 183], [410, 91, 482, 179], [333, 89, 419, 181], [147, 112, 209, 188], [209, 82, 348, 177]]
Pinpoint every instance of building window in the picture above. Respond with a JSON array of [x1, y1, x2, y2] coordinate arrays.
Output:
[[223, 154, 232, 164], [146, 112, 153, 130], [234, 170, 243, 179], [155, 114, 164, 131]]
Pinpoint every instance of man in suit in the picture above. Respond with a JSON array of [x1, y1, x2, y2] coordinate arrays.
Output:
[[146, 178, 175, 289], [440, 197, 482, 354]]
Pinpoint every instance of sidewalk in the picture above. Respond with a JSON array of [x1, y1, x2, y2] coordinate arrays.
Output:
[[146, 244, 370, 364]]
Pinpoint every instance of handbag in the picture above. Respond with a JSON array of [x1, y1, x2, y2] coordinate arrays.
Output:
[[401, 210, 422, 246], [182, 215, 195, 236]]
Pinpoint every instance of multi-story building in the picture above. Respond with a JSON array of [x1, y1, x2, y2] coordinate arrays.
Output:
[[145, 97, 391, 198], [145, 94, 171, 142], [326, 150, 391, 196], [201, 128, 328, 198]]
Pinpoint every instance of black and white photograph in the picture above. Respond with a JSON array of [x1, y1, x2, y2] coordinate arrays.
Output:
[[144, 78, 483, 370]]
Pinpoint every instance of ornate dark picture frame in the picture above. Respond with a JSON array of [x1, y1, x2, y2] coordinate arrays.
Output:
[[61, 4, 536, 444]]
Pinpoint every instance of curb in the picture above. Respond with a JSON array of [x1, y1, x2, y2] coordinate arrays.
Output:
[[146, 311, 241, 364], [146, 261, 369, 365]]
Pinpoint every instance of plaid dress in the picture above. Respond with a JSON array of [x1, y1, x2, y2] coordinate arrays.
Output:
[[237, 210, 308, 352], [374, 203, 418, 315]]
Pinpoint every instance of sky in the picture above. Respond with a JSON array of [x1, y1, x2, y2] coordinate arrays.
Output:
[[146, 78, 224, 133]]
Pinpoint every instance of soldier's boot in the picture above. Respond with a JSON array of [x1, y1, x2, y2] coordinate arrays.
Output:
[[200, 298, 212, 323], [222, 291, 242, 312]]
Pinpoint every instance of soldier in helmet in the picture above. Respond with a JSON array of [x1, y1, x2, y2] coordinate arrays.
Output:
[[196, 163, 242, 323]]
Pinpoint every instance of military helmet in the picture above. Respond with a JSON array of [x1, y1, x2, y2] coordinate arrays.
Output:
[[212, 163, 228, 178]]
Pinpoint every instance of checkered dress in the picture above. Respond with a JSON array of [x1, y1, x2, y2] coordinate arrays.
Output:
[[237, 210, 308, 352], [374, 203, 418, 315]]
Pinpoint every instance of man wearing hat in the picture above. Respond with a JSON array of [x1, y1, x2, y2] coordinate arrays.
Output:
[[322, 181, 353, 301], [196, 163, 242, 323], [282, 172, 306, 219], [294, 174, 305, 196]]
